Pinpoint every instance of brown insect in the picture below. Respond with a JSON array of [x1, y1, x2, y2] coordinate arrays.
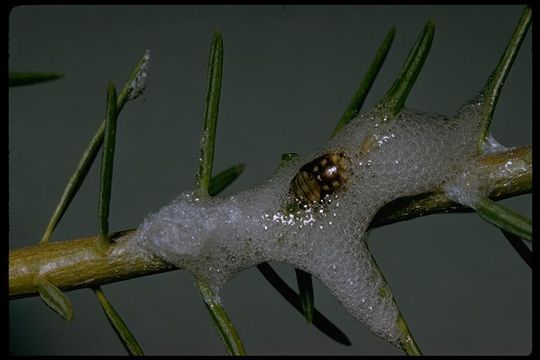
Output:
[[290, 151, 350, 205], [359, 133, 378, 156]]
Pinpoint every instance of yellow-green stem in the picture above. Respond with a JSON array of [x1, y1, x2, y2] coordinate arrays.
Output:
[[10, 146, 531, 300]]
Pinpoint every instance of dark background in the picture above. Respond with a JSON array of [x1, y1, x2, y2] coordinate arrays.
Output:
[[9, 5, 531, 355]]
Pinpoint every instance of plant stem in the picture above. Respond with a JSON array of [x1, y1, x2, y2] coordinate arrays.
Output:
[[208, 164, 245, 197], [295, 267, 315, 324], [197, 279, 246, 355], [9, 146, 531, 300], [93, 286, 145, 355], [501, 230, 532, 268], [396, 313, 422, 355], [9, 72, 64, 87], [193, 32, 246, 355], [370, 146, 531, 229], [257, 262, 351, 345], [377, 20, 434, 118], [197, 32, 223, 196], [475, 197, 532, 242], [477, 7, 531, 150], [98, 83, 118, 248], [332, 27, 395, 136], [39, 50, 150, 244]]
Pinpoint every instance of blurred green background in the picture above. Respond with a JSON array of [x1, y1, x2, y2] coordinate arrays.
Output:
[[9, 5, 531, 355]]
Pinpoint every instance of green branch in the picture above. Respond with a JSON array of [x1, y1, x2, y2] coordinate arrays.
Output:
[[477, 7, 531, 150], [197, 279, 247, 355], [193, 31, 246, 355], [332, 27, 395, 136], [256, 263, 351, 345], [93, 287, 145, 355], [396, 313, 422, 355], [98, 83, 118, 247], [501, 230, 531, 268], [295, 267, 315, 324], [197, 32, 223, 196], [9, 146, 531, 300], [9, 72, 64, 87], [475, 197, 532, 242], [208, 164, 245, 196], [39, 50, 150, 244], [377, 20, 434, 118]]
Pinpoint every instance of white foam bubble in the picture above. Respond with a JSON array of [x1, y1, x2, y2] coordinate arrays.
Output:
[[130, 96, 497, 346], [482, 132, 508, 154]]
